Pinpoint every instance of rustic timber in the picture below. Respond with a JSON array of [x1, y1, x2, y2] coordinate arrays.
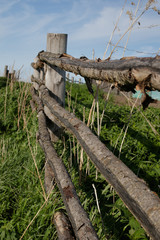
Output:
[[45, 34, 67, 106], [31, 87, 98, 240], [3, 65, 8, 78], [54, 211, 75, 240], [31, 77, 160, 240], [38, 51, 160, 93]]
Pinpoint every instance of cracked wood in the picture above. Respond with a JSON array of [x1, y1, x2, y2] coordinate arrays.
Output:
[[31, 87, 98, 240], [38, 51, 160, 93], [33, 81, 160, 240]]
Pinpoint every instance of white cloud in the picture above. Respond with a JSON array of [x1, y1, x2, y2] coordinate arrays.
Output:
[[71, 7, 129, 41], [0, 2, 58, 39], [0, 0, 21, 14]]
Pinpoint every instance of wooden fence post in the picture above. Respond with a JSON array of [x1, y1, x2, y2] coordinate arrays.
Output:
[[45, 33, 67, 107], [33, 57, 40, 90], [44, 33, 67, 193], [3, 65, 8, 78]]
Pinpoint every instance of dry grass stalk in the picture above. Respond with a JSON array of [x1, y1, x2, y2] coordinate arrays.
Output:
[[113, 125, 125, 154], [92, 184, 107, 238], [73, 136, 76, 163], [119, 90, 159, 136], [100, 84, 113, 132], [60, 136, 66, 159], [122, 0, 141, 57], [118, 92, 141, 158], [77, 142, 79, 165], [1, 137, 8, 162], [79, 107, 86, 183], [26, 127, 47, 201], [17, 83, 28, 129], [19, 183, 56, 240], [69, 136, 73, 167], [86, 98, 96, 176], [4, 74, 10, 122], [66, 90, 71, 112], [103, 0, 127, 59], [109, 0, 156, 59]]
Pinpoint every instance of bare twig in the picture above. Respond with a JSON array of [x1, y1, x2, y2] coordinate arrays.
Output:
[[103, 0, 127, 59], [92, 184, 107, 239]]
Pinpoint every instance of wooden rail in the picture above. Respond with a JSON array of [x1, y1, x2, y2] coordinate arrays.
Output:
[[31, 76, 160, 240], [31, 85, 98, 240], [31, 33, 160, 240], [38, 51, 160, 93]]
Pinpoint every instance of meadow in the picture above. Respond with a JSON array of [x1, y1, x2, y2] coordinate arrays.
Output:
[[0, 77, 160, 239]]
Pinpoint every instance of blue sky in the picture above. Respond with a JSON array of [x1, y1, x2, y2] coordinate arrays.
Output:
[[0, 0, 160, 80]]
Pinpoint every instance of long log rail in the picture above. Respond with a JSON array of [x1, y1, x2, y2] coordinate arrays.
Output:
[[31, 86, 99, 240], [37, 51, 160, 94], [31, 76, 160, 240]]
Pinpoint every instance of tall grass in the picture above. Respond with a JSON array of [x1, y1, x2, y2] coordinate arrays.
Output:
[[0, 77, 160, 239]]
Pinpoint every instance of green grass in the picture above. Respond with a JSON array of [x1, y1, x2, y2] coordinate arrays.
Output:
[[0, 78, 160, 239]]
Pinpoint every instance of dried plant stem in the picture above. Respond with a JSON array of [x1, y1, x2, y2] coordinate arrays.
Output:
[[100, 84, 113, 132], [87, 98, 96, 127], [85, 99, 96, 176], [120, 90, 159, 136], [69, 136, 72, 167], [79, 148, 84, 183], [109, 7, 148, 59], [140, 110, 159, 136], [4, 76, 9, 122], [86, 156, 90, 176], [60, 136, 66, 159], [95, 86, 100, 179], [19, 183, 55, 240], [103, 0, 127, 59], [97, 101, 100, 137], [119, 93, 141, 158], [113, 125, 125, 154], [92, 184, 107, 238], [122, 0, 141, 57], [17, 83, 28, 129], [26, 127, 47, 201], [77, 142, 79, 164], [79, 107, 86, 182], [67, 91, 71, 112], [73, 136, 76, 163]]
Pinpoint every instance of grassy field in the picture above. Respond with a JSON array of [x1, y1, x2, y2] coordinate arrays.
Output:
[[0, 77, 160, 239]]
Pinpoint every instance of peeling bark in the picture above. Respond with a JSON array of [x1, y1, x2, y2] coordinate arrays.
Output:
[[38, 51, 160, 93], [54, 211, 75, 240], [31, 80, 160, 240]]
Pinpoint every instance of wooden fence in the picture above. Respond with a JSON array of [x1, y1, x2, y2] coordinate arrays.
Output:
[[31, 33, 160, 240], [3, 65, 18, 80]]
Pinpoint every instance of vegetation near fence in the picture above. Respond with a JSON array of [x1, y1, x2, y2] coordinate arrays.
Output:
[[0, 32, 160, 239], [0, 75, 160, 239], [29, 33, 160, 240]]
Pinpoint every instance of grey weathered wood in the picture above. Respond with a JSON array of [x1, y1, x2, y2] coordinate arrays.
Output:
[[31, 78, 160, 240], [46, 33, 67, 106], [39, 52, 160, 93], [45, 34, 68, 141], [31, 87, 98, 240], [45, 161, 55, 194], [33, 57, 40, 90], [54, 211, 75, 240], [3, 65, 8, 77]]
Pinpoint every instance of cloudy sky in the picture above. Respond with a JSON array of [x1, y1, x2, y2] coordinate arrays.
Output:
[[0, 0, 160, 80]]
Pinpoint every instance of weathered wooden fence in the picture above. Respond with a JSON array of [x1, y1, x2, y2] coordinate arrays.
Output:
[[3, 65, 18, 80], [31, 33, 160, 240]]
